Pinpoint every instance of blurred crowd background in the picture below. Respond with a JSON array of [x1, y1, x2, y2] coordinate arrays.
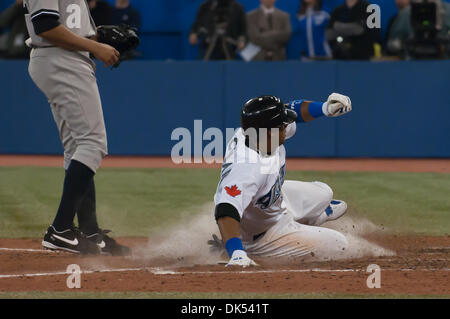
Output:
[[0, 0, 449, 60], [0, 0, 448, 158]]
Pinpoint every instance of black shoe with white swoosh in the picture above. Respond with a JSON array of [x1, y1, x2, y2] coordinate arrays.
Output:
[[86, 229, 131, 256], [42, 225, 100, 255]]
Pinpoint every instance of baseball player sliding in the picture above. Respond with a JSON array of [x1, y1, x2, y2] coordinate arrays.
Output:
[[212, 94, 352, 267], [24, 0, 138, 255]]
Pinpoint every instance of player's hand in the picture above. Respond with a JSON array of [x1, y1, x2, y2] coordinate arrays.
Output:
[[92, 42, 120, 68], [225, 250, 258, 268], [324, 93, 352, 117], [207, 234, 225, 253]]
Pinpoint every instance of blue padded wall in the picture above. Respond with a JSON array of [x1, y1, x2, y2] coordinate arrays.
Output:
[[1, 60, 449, 157]]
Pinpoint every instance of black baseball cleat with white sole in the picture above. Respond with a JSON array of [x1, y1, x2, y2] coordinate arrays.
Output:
[[86, 229, 131, 256], [42, 225, 100, 255]]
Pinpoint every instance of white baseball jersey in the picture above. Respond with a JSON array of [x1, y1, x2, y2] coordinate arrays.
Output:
[[214, 123, 297, 242]]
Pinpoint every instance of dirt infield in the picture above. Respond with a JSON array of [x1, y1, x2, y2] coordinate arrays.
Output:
[[0, 235, 448, 295], [0, 156, 448, 296], [0, 155, 449, 173]]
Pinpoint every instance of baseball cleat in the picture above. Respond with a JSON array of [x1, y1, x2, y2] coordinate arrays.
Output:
[[86, 229, 131, 256], [324, 200, 348, 222], [313, 200, 348, 226], [42, 225, 100, 255]]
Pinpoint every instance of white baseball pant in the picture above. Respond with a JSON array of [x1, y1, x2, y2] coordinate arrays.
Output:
[[244, 180, 348, 261]]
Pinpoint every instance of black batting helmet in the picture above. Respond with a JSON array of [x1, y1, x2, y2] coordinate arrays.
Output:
[[241, 96, 298, 130]]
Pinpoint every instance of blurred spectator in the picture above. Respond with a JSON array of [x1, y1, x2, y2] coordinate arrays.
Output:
[[295, 0, 332, 59], [246, 0, 291, 61], [326, 0, 380, 59], [386, 0, 450, 58], [189, 0, 247, 60], [384, 0, 411, 56], [0, 0, 29, 59], [88, 0, 112, 26], [111, 0, 142, 30]]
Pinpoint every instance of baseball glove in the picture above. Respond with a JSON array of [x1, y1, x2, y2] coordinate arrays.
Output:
[[96, 24, 140, 67]]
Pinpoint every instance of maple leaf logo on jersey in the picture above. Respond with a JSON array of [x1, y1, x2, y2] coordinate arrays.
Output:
[[225, 185, 241, 197]]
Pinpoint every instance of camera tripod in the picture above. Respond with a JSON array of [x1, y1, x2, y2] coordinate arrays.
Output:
[[202, 22, 237, 60]]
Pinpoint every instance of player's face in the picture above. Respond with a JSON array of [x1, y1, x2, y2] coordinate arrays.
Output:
[[278, 124, 287, 145], [267, 124, 287, 152]]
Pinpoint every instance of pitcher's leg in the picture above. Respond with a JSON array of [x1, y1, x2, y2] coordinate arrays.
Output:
[[77, 178, 99, 235], [50, 106, 98, 233], [37, 57, 108, 174], [48, 102, 93, 231], [55, 72, 107, 173], [62, 75, 105, 234], [282, 180, 333, 225], [52, 159, 95, 231], [46, 70, 105, 232], [50, 105, 77, 170]]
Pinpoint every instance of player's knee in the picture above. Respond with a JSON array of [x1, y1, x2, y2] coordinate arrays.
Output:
[[93, 142, 108, 166], [313, 181, 333, 203], [334, 232, 348, 252], [72, 143, 107, 173], [89, 132, 108, 159], [63, 152, 74, 170], [319, 230, 348, 259], [331, 231, 348, 256], [63, 143, 77, 170], [96, 138, 108, 158]]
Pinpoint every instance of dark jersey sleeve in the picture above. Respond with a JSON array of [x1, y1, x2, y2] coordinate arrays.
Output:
[[27, 0, 60, 35]]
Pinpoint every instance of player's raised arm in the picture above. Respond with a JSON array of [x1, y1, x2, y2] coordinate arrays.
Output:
[[287, 93, 352, 123]]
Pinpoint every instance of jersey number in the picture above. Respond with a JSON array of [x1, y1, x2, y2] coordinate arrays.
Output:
[[256, 164, 286, 210], [66, 4, 81, 29]]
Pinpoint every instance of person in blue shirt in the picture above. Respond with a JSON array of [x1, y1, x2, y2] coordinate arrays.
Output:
[[111, 0, 141, 30], [295, 0, 332, 59]]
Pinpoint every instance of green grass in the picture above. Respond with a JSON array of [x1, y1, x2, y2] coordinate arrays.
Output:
[[0, 291, 448, 299], [0, 167, 449, 238], [0, 167, 219, 238], [286, 171, 450, 236], [0, 168, 449, 299]]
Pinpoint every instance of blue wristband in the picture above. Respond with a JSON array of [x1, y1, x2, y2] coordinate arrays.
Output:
[[225, 237, 244, 258], [288, 100, 326, 123], [308, 101, 326, 118]]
